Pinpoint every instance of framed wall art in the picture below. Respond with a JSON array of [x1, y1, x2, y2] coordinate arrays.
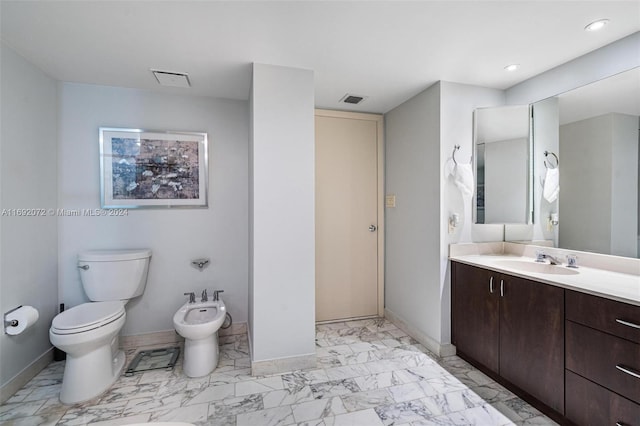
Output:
[[99, 128, 208, 208]]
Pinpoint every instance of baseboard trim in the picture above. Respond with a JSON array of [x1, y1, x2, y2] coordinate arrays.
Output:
[[0, 347, 54, 404], [384, 308, 456, 358], [120, 322, 248, 351], [251, 353, 317, 376]]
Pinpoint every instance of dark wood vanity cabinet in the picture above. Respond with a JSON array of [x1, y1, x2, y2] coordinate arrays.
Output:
[[451, 261, 564, 413], [452, 261, 640, 425], [451, 263, 499, 372], [565, 290, 640, 426]]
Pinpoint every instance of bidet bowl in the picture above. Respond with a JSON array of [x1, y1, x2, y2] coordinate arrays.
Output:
[[173, 299, 227, 377], [173, 300, 226, 340]]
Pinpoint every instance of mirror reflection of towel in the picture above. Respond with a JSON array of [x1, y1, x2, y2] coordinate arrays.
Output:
[[454, 163, 474, 197], [543, 167, 559, 203]]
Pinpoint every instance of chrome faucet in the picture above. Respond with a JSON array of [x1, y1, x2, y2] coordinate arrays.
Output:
[[536, 250, 561, 265], [201, 289, 208, 302], [184, 292, 196, 303]]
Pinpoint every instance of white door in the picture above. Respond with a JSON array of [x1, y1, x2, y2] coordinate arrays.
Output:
[[315, 110, 383, 322]]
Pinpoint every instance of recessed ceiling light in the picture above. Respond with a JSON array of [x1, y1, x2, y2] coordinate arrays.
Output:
[[584, 19, 609, 32], [504, 64, 520, 72]]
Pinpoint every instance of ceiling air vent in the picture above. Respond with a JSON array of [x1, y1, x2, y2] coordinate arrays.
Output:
[[340, 94, 367, 105], [151, 69, 191, 88]]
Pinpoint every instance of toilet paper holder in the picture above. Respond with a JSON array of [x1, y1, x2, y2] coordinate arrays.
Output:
[[4, 305, 23, 328]]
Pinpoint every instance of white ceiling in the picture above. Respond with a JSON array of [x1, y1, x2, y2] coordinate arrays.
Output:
[[1, 1, 639, 113], [476, 105, 530, 143]]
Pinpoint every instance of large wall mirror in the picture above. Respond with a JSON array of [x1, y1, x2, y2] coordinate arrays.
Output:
[[473, 105, 533, 224], [539, 67, 640, 258]]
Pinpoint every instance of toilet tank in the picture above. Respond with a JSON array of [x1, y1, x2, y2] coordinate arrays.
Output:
[[78, 249, 152, 302]]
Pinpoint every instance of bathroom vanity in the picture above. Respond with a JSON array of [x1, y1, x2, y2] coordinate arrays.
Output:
[[450, 244, 640, 426]]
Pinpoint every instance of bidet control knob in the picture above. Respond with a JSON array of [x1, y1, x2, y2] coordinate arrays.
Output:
[[213, 290, 224, 301], [184, 292, 196, 303]]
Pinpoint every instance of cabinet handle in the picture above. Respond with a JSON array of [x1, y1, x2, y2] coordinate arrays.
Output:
[[616, 319, 640, 330], [500, 279, 504, 297], [489, 277, 494, 294], [616, 364, 640, 379]]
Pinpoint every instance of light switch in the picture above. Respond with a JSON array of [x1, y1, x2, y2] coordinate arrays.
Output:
[[385, 195, 396, 208]]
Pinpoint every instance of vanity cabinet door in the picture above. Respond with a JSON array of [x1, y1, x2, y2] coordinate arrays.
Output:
[[452, 262, 499, 373], [499, 275, 565, 414]]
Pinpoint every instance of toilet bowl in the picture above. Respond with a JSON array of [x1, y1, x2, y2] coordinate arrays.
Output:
[[49, 249, 152, 404], [173, 299, 226, 377], [50, 301, 127, 404]]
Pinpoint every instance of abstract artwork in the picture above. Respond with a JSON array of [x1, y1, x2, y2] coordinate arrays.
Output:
[[100, 128, 208, 208]]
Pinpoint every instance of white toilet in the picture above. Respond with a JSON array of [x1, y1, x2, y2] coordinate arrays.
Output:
[[173, 296, 226, 377], [50, 249, 152, 404]]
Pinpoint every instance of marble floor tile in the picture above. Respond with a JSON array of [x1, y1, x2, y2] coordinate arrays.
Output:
[[184, 383, 236, 405], [150, 402, 209, 424], [353, 371, 402, 391], [340, 389, 394, 412], [261, 386, 314, 409], [236, 405, 294, 426], [0, 319, 558, 426], [374, 399, 432, 425], [235, 376, 284, 396], [1, 412, 66, 426], [387, 382, 426, 403], [330, 408, 385, 426], [208, 393, 264, 418], [291, 396, 347, 423], [0, 401, 47, 422], [309, 379, 361, 399]]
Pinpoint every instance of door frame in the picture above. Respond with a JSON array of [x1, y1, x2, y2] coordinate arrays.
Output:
[[315, 109, 385, 318]]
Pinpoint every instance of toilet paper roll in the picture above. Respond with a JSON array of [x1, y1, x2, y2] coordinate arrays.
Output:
[[5, 306, 39, 335]]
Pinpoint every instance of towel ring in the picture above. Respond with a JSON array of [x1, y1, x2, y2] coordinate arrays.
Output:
[[544, 151, 559, 169], [452, 145, 472, 165], [452, 145, 460, 165]]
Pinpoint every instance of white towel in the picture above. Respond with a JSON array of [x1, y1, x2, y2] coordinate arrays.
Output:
[[543, 167, 559, 203], [454, 163, 474, 198]]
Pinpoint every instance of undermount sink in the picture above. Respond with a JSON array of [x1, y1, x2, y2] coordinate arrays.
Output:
[[495, 259, 580, 276]]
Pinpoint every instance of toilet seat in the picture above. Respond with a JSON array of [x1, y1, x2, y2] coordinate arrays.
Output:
[[52, 301, 125, 335]]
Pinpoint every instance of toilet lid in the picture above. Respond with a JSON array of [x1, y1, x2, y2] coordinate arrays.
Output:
[[52, 301, 125, 332]]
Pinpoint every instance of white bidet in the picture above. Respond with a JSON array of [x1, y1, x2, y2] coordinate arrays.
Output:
[[173, 298, 226, 377]]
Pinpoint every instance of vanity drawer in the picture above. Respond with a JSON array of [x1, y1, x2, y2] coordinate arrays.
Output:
[[566, 320, 640, 403], [566, 370, 640, 426], [566, 290, 640, 343]]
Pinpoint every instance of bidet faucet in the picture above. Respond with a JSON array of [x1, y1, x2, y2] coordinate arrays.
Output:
[[201, 289, 208, 302], [535, 250, 561, 265], [184, 292, 196, 303], [213, 290, 224, 301]]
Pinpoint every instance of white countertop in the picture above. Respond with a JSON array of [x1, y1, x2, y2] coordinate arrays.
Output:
[[450, 254, 640, 306]]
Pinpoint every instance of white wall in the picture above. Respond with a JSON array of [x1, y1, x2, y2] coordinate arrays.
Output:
[[249, 63, 316, 364], [385, 81, 504, 351], [0, 44, 58, 387], [385, 83, 442, 345], [58, 83, 249, 335], [439, 82, 505, 344], [560, 113, 638, 257]]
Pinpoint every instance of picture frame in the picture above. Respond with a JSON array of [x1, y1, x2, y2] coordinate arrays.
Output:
[[99, 128, 208, 208]]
